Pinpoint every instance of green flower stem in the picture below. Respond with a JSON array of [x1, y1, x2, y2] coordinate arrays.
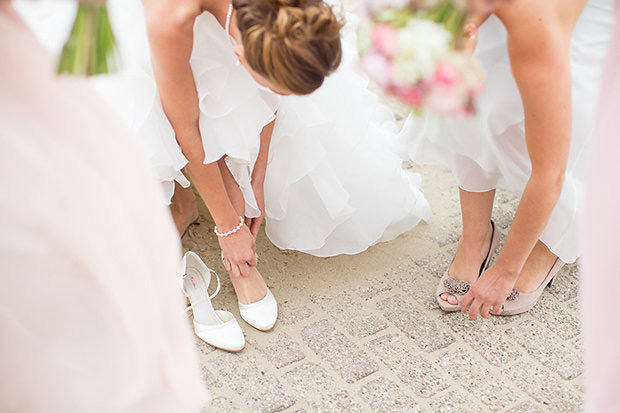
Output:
[[425, 2, 468, 43], [57, 2, 119, 76]]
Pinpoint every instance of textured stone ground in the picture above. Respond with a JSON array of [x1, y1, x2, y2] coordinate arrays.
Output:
[[183, 158, 583, 412], [184, 162, 583, 412], [181, 3, 584, 411]]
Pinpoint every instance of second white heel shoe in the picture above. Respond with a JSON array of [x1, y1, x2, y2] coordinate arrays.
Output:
[[183, 251, 245, 352], [238, 289, 278, 332]]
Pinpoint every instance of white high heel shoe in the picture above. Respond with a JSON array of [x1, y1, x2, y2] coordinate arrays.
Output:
[[182, 251, 245, 352], [238, 288, 278, 332]]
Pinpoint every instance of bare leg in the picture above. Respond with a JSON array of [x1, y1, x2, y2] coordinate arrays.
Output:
[[170, 181, 199, 236], [513, 240, 558, 293], [441, 188, 496, 305], [217, 159, 268, 304]]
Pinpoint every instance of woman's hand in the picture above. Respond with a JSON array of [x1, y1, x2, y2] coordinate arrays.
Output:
[[460, 264, 519, 320], [245, 177, 265, 239], [218, 224, 258, 278], [462, 23, 478, 56]]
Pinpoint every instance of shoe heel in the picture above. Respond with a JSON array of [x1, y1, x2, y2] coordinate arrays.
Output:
[[501, 258, 565, 316]]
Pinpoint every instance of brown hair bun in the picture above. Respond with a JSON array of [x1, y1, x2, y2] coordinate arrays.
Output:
[[234, 0, 344, 95]]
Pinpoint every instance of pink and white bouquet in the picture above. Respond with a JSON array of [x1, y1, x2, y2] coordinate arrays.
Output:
[[358, 0, 485, 116]]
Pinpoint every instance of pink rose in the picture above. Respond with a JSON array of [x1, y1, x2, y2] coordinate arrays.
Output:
[[433, 63, 462, 86], [371, 24, 399, 58], [426, 63, 466, 114], [394, 84, 425, 107], [361, 52, 393, 87]]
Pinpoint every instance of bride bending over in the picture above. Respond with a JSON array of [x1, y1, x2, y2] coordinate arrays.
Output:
[[18, 0, 431, 331], [140, 0, 430, 327], [138, 0, 345, 328]]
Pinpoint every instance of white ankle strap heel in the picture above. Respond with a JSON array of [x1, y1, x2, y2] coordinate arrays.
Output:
[[182, 251, 245, 352]]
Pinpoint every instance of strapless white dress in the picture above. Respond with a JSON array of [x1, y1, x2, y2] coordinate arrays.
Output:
[[397, 0, 614, 263], [16, 0, 431, 257]]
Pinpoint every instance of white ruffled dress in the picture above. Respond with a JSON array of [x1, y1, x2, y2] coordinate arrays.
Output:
[[17, 0, 431, 257], [397, 0, 614, 263]]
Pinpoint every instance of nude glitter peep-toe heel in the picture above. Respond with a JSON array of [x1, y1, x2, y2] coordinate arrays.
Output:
[[500, 258, 565, 316], [436, 220, 500, 312]]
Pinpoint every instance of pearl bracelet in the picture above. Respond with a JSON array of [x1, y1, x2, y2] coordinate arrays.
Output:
[[215, 216, 244, 237]]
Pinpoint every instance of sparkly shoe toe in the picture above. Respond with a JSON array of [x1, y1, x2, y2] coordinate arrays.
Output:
[[436, 220, 500, 311]]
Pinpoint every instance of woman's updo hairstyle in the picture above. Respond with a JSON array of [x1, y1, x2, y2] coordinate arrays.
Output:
[[233, 0, 344, 95]]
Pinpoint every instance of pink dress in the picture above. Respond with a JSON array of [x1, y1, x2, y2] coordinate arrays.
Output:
[[582, 1, 620, 411], [0, 5, 207, 412]]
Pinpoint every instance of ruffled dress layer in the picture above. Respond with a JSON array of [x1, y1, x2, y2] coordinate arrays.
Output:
[[17, 0, 431, 257], [397, 0, 614, 263]]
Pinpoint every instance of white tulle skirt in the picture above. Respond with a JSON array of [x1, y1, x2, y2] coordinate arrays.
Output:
[[17, 0, 431, 257], [397, 0, 614, 263]]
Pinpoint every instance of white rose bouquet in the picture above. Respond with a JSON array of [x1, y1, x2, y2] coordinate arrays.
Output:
[[358, 0, 485, 116], [57, 1, 119, 76]]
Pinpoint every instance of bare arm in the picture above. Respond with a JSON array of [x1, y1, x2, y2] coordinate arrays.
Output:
[[253, 119, 275, 186], [461, 0, 585, 318], [143, 0, 257, 275], [494, 0, 582, 276], [246, 118, 275, 238]]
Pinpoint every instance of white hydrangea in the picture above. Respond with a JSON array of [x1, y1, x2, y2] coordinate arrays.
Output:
[[391, 19, 451, 85], [397, 19, 451, 60], [392, 59, 425, 85], [366, 0, 410, 13]]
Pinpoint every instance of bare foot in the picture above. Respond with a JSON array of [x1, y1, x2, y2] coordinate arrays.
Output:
[[170, 184, 199, 237], [441, 222, 494, 305], [229, 266, 268, 305], [513, 241, 558, 293]]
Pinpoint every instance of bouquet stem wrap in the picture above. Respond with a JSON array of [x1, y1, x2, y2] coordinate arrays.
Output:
[[425, 2, 468, 46], [57, 2, 119, 76]]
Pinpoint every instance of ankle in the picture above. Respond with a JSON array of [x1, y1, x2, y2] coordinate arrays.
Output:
[[462, 223, 492, 252], [174, 198, 197, 215], [230, 268, 268, 304], [458, 238, 491, 262], [172, 200, 198, 221]]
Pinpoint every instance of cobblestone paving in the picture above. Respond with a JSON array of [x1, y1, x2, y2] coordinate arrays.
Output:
[[184, 162, 584, 412], [183, 3, 584, 409]]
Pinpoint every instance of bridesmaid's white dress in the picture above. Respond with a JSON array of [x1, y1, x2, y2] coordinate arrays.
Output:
[[16, 0, 431, 257], [397, 0, 614, 263], [1, 4, 207, 411]]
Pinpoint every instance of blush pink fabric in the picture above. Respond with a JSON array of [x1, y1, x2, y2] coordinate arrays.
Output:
[[0, 4, 207, 412], [582, 1, 620, 411]]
